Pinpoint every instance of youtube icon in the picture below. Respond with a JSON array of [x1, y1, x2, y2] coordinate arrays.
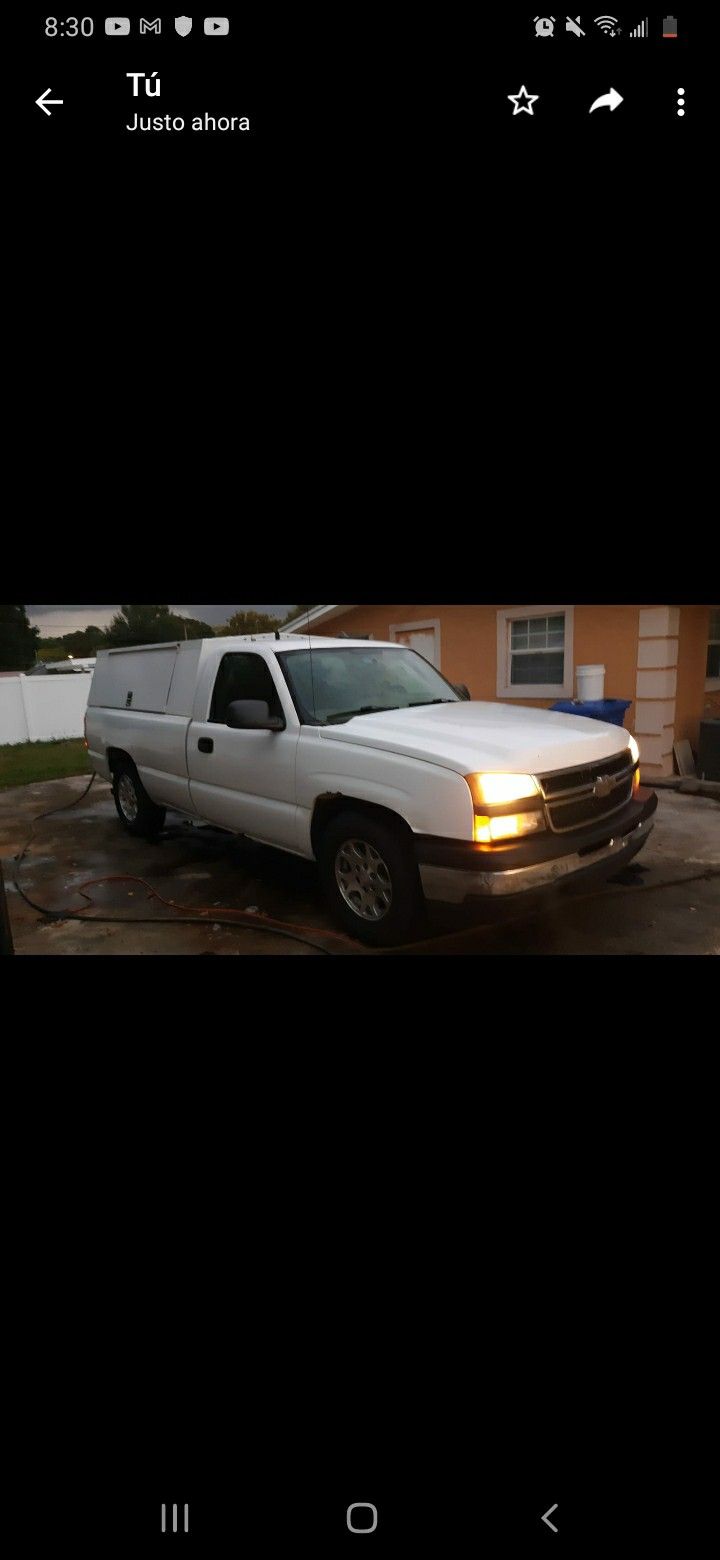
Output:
[[104, 16, 130, 34], [204, 17, 230, 34]]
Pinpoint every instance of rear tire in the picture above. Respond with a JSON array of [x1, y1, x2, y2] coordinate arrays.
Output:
[[112, 759, 166, 839], [318, 810, 424, 948]]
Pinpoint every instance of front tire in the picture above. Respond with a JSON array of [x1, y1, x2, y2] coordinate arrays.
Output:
[[318, 810, 424, 948], [112, 759, 166, 838]]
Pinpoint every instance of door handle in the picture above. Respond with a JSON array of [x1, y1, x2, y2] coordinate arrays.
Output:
[[198, 738, 214, 754]]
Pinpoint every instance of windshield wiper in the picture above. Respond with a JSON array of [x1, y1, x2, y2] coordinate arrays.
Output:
[[407, 699, 457, 707], [326, 705, 400, 724]]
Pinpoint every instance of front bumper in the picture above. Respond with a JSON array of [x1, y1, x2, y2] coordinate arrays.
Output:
[[417, 790, 658, 906]]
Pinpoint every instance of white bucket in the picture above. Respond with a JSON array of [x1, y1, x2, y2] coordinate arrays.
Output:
[[576, 664, 606, 702]]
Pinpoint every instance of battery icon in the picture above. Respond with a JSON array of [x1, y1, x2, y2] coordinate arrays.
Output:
[[662, 15, 678, 36]]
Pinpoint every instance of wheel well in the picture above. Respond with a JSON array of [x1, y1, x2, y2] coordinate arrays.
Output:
[[310, 794, 414, 857], [107, 747, 135, 776]]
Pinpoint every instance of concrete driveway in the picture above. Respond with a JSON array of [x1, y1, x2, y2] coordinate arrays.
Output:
[[1, 775, 718, 955]]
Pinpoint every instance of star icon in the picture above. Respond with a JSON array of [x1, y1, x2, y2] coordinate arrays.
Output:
[[508, 85, 539, 116]]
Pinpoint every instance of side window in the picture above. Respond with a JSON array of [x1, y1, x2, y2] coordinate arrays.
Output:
[[209, 654, 284, 724]]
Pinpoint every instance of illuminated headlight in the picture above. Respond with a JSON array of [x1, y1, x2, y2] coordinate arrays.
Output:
[[629, 736, 640, 766], [474, 811, 545, 845], [467, 772, 540, 807]]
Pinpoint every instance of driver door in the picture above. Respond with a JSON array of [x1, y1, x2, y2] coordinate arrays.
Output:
[[187, 652, 300, 849]]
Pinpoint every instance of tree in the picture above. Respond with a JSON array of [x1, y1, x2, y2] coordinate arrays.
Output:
[[61, 626, 108, 657], [281, 605, 318, 626], [106, 605, 175, 646], [167, 615, 216, 641], [216, 610, 283, 637], [0, 605, 40, 671], [79, 624, 108, 649], [106, 606, 217, 646]]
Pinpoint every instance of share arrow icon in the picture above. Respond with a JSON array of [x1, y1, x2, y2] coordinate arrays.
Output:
[[589, 87, 624, 113]]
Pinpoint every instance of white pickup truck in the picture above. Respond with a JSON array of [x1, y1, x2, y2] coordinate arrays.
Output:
[[85, 635, 657, 946]]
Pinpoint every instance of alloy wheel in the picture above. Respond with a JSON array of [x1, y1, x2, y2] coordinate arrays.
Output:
[[335, 838, 393, 922], [117, 773, 139, 823]]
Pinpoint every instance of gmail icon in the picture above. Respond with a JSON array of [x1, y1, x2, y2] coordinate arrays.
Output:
[[140, 17, 162, 30]]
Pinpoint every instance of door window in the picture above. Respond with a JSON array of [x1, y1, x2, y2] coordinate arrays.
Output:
[[209, 654, 284, 724]]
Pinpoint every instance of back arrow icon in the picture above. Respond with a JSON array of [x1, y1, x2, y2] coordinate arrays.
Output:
[[541, 1504, 559, 1533], [36, 88, 64, 117], [589, 88, 623, 114]]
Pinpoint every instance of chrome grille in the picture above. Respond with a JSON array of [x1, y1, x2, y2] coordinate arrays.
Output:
[[538, 752, 636, 834]]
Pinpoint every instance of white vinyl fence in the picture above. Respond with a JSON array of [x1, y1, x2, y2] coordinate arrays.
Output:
[[0, 674, 92, 745]]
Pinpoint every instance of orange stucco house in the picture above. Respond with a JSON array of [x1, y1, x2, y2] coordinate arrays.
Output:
[[284, 605, 720, 779]]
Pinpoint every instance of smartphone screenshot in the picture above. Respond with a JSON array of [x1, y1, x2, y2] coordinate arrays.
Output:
[[11, 6, 709, 1553]]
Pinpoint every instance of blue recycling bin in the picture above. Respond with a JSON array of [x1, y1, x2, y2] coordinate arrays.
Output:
[[551, 699, 632, 728]]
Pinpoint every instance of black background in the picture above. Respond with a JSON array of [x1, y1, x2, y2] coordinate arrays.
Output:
[[13, 7, 707, 1553], [19, 5, 699, 530]]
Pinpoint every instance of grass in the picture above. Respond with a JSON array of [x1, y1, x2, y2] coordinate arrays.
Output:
[[0, 739, 92, 789]]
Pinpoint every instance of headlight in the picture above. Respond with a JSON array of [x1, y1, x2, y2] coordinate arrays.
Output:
[[474, 811, 545, 845], [466, 772, 539, 807], [629, 736, 640, 766]]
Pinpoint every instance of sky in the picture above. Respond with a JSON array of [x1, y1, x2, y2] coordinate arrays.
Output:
[[26, 606, 294, 635]]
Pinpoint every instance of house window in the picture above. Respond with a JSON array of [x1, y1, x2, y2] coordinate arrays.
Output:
[[510, 614, 565, 686], [707, 607, 720, 687], [497, 607, 574, 699]]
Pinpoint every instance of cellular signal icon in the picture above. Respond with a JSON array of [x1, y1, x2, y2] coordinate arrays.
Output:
[[594, 15, 621, 33], [630, 17, 649, 36]]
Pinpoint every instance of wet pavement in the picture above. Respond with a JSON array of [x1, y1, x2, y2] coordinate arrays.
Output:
[[1, 775, 718, 955], [0, 776, 354, 956]]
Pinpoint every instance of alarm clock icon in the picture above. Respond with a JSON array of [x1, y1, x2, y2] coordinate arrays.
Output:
[[534, 16, 556, 36]]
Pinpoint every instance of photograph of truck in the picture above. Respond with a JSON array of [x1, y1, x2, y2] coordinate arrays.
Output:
[[84, 635, 656, 948]]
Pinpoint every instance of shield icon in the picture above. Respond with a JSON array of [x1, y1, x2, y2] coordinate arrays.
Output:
[[175, 16, 192, 36]]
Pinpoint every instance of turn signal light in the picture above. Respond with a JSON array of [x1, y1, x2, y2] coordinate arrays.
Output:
[[474, 811, 545, 845]]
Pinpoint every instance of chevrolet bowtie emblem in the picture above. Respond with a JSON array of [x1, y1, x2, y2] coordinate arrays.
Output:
[[593, 775, 614, 798]]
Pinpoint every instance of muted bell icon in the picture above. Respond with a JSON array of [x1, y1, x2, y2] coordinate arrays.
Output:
[[175, 15, 193, 35]]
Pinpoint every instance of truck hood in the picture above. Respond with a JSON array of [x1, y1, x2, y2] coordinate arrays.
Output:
[[318, 700, 633, 776]]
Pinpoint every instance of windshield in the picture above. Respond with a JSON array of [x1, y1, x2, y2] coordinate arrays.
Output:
[[277, 647, 461, 725]]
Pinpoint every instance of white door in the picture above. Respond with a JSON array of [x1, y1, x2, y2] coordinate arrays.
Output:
[[187, 652, 299, 850], [392, 627, 439, 667]]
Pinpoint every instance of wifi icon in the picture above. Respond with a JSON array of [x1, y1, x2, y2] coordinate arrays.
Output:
[[594, 15, 621, 33]]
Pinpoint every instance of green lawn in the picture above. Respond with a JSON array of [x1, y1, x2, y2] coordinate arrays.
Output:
[[0, 739, 92, 789]]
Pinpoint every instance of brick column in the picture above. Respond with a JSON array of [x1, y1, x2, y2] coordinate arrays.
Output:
[[635, 607, 679, 777]]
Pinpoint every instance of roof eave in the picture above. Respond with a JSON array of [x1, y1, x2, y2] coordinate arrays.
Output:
[[281, 605, 356, 632]]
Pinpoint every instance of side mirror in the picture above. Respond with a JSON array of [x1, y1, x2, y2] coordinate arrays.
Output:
[[453, 683, 471, 701], [226, 699, 285, 732]]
